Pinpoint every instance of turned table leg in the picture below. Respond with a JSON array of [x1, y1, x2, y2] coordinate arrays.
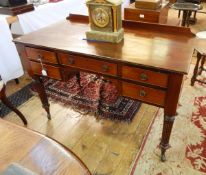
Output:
[[32, 76, 51, 119], [186, 11, 192, 27], [181, 10, 188, 27], [0, 85, 27, 125], [14, 78, 19, 84], [198, 56, 205, 75], [159, 115, 175, 161], [191, 52, 202, 86], [160, 73, 183, 161], [76, 71, 82, 89]]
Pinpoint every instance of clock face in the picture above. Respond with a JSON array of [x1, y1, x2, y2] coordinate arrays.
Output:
[[91, 7, 110, 28]]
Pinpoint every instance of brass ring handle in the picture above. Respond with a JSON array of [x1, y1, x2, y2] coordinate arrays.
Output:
[[68, 57, 75, 65], [102, 65, 109, 72], [139, 73, 148, 81], [139, 90, 147, 97]]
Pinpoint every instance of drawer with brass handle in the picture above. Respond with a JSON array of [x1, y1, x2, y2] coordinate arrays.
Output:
[[30, 61, 62, 80], [122, 66, 168, 88], [25, 47, 58, 64], [58, 53, 117, 76], [122, 82, 166, 106]]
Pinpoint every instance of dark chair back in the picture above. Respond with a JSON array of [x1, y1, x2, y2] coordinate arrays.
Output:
[[0, 0, 27, 7]]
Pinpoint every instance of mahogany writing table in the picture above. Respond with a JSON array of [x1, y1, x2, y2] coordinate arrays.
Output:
[[14, 14, 196, 161]]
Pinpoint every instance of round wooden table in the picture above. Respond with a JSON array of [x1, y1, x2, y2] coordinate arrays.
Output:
[[0, 119, 91, 175]]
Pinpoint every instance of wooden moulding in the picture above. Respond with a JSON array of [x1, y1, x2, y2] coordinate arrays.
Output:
[[67, 14, 195, 36], [0, 3, 34, 15], [122, 19, 194, 36]]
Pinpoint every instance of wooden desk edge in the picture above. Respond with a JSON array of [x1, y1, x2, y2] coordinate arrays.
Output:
[[0, 119, 92, 175]]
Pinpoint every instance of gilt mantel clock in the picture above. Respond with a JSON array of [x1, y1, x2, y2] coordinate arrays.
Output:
[[86, 0, 124, 43]]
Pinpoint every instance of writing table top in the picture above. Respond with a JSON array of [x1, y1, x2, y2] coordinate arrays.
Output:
[[14, 14, 197, 74]]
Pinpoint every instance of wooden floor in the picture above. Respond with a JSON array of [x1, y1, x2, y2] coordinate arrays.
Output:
[[4, 93, 157, 175], [2, 5, 206, 175]]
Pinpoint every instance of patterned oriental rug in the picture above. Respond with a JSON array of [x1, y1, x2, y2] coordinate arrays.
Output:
[[130, 66, 206, 175], [43, 72, 141, 121]]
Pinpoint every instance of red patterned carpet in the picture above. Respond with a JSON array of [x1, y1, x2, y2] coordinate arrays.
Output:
[[44, 72, 141, 121], [130, 66, 206, 175]]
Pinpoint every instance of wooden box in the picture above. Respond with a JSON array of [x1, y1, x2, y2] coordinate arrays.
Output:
[[135, 0, 161, 10], [124, 2, 169, 24], [0, 3, 34, 15]]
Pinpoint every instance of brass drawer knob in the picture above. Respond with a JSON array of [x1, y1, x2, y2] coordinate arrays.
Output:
[[102, 65, 109, 72], [139, 73, 148, 81], [37, 54, 43, 60], [139, 90, 147, 97], [68, 57, 75, 65]]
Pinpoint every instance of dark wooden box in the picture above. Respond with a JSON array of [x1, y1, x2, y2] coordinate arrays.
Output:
[[0, 3, 34, 15], [0, 0, 27, 7]]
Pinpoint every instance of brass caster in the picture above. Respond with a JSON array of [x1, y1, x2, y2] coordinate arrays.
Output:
[[160, 154, 166, 162], [47, 113, 51, 120]]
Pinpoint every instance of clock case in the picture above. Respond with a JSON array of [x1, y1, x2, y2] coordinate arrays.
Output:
[[86, 0, 124, 43]]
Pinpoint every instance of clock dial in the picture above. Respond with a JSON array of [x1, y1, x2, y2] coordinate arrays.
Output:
[[92, 7, 109, 28]]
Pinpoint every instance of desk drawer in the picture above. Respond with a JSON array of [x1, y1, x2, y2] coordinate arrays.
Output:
[[122, 82, 165, 106], [58, 53, 117, 76], [26, 47, 58, 64], [30, 61, 62, 80], [122, 66, 168, 88], [124, 9, 159, 23]]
